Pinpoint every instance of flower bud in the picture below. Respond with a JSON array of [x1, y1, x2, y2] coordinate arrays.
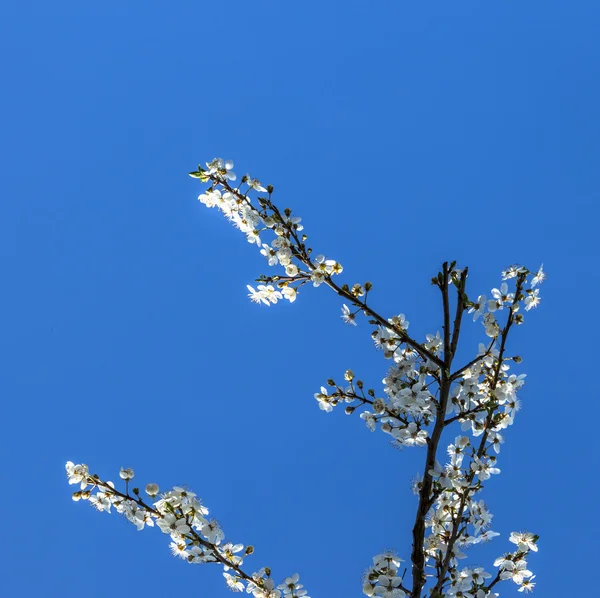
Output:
[[72, 491, 82, 501], [345, 406, 355, 415], [363, 582, 375, 596], [245, 546, 255, 555], [145, 483, 160, 497], [344, 369, 354, 381], [119, 467, 135, 481]]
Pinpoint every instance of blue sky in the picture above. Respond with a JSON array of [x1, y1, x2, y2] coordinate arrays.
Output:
[[1, 1, 598, 596]]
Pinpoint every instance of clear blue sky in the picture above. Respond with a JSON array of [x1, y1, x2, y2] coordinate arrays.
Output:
[[1, 1, 597, 596]]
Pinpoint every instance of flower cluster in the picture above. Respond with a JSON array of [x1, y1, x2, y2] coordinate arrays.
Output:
[[362, 551, 409, 597], [191, 159, 343, 305], [493, 532, 538, 593], [308, 263, 543, 595], [66, 462, 306, 597], [61, 159, 548, 598]]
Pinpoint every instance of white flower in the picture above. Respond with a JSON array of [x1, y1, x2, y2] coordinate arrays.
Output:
[[501, 559, 532, 584], [372, 552, 403, 571], [245, 174, 267, 192], [315, 387, 334, 412], [360, 411, 377, 431], [219, 542, 245, 570], [468, 295, 487, 321], [201, 520, 224, 544], [524, 289, 540, 311], [246, 285, 281, 306], [502, 265, 526, 280], [282, 286, 297, 303], [277, 574, 308, 597], [169, 541, 189, 560], [373, 574, 405, 598], [470, 456, 500, 480], [488, 283, 514, 312], [283, 215, 304, 232], [247, 285, 266, 305], [260, 244, 279, 266], [156, 514, 190, 537], [206, 157, 236, 181], [483, 313, 500, 338], [530, 265, 545, 287], [509, 531, 538, 552], [262, 285, 282, 304], [341, 304, 357, 326], [284, 264, 298, 277], [518, 575, 536, 592], [198, 188, 222, 207], [89, 489, 113, 512], [310, 270, 326, 286], [224, 572, 245, 592], [66, 461, 89, 490], [389, 314, 409, 330]]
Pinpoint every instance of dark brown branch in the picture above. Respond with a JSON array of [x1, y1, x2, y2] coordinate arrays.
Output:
[[87, 476, 260, 588], [450, 343, 492, 381], [429, 275, 525, 596], [214, 175, 445, 369], [410, 263, 454, 598], [449, 268, 468, 360], [444, 405, 488, 427]]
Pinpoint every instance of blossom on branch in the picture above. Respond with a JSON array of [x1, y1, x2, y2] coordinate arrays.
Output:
[[65, 159, 545, 598]]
